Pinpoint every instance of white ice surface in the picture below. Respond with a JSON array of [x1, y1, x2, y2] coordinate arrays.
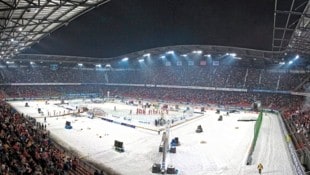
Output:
[[239, 113, 296, 175], [8, 100, 296, 175]]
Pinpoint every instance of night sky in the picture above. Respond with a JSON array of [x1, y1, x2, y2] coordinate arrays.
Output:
[[25, 0, 275, 58]]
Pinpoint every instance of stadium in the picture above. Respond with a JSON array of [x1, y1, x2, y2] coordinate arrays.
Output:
[[0, 0, 309, 175]]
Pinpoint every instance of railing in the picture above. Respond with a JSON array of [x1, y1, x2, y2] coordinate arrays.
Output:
[[281, 113, 310, 174]]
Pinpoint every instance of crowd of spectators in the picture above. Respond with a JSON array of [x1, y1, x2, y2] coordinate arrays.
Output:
[[0, 101, 89, 175], [0, 67, 106, 84], [282, 100, 310, 149], [0, 64, 309, 91], [105, 66, 309, 91], [0, 84, 303, 109], [100, 86, 302, 109]]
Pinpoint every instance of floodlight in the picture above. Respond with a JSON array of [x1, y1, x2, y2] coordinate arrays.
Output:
[[193, 50, 202, 54], [143, 53, 150, 57], [204, 54, 211, 57], [192, 50, 202, 54], [230, 53, 236, 57], [295, 55, 299, 59]]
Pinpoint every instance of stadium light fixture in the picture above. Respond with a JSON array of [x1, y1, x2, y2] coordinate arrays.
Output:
[[229, 53, 237, 57], [288, 61, 293, 65], [192, 50, 202, 54], [139, 58, 144, 62], [6, 61, 14, 64], [160, 56, 166, 59], [30, 61, 35, 65], [279, 61, 285, 65], [122, 57, 129, 61], [96, 64, 101, 67], [181, 54, 188, 57], [297, 30, 301, 36], [166, 50, 174, 54], [204, 54, 211, 57], [105, 64, 111, 67], [18, 27, 22, 31], [295, 55, 299, 59], [78, 63, 83, 66], [11, 38, 14, 42], [143, 53, 150, 57]]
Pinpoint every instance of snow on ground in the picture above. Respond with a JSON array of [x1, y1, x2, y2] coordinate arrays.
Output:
[[8, 99, 296, 175], [239, 113, 296, 175]]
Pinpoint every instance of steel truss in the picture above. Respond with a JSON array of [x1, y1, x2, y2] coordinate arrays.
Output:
[[0, 0, 110, 59], [273, 0, 310, 56]]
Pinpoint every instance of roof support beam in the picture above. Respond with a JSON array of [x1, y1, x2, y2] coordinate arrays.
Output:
[[23, 0, 39, 7], [275, 10, 305, 16], [0, 0, 15, 8], [0, 2, 95, 11], [274, 27, 294, 31]]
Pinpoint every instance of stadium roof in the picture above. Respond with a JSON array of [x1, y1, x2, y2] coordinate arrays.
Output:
[[0, 0, 110, 59], [1, 0, 310, 63], [11, 45, 287, 66], [273, 0, 310, 55]]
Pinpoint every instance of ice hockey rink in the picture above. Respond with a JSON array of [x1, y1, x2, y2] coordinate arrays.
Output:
[[8, 99, 296, 175]]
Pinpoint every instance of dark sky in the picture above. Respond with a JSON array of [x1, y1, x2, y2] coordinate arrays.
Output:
[[25, 0, 275, 58]]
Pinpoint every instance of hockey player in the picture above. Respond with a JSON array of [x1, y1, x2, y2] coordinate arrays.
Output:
[[257, 163, 263, 174]]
